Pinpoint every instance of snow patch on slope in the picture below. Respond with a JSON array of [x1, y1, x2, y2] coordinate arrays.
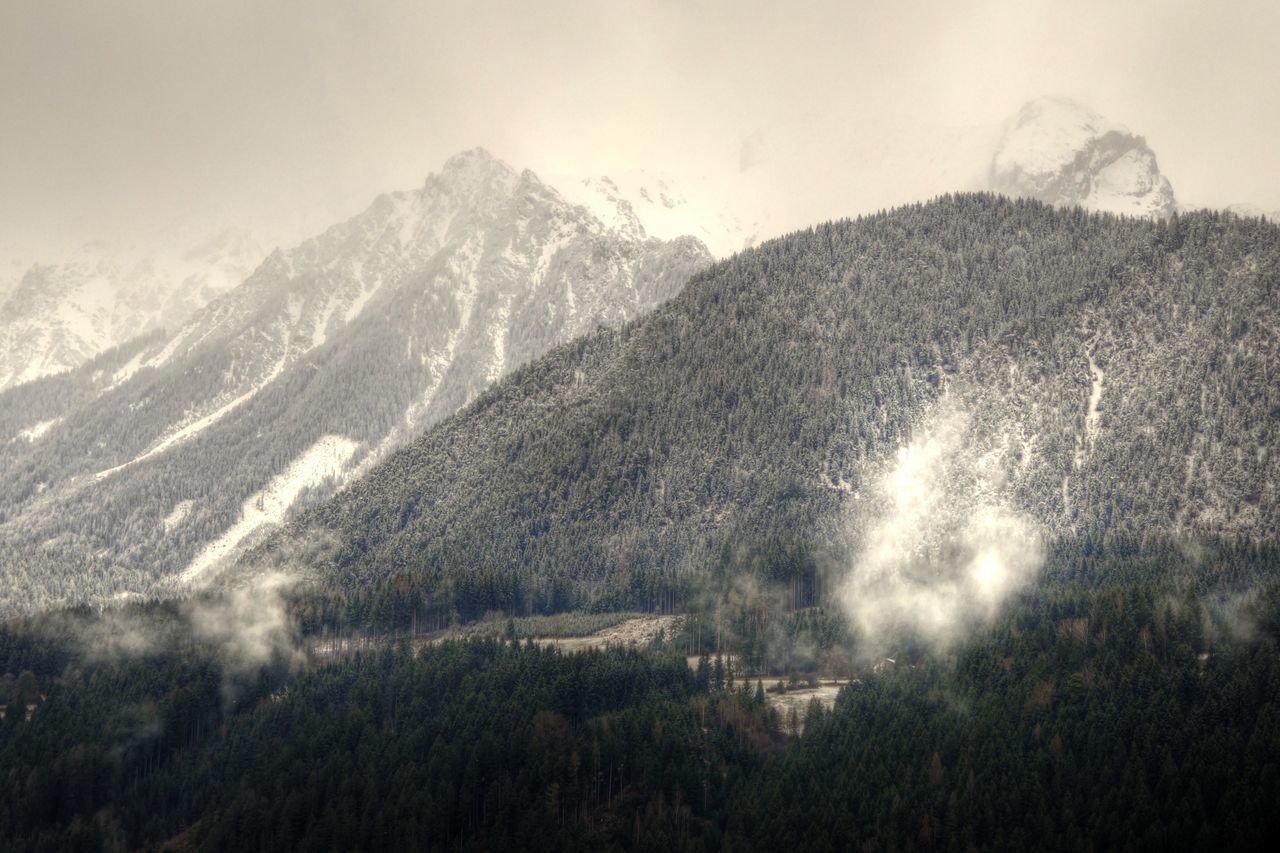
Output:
[[162, 499, 194, 532], [178, 434, 359, 587], [1084, 351, 1105, 449], [486, 299, 513, 383], [343, 276, 381, 325], [17, 418, 60, 443]]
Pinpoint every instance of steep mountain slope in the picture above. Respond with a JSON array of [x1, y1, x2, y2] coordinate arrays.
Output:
[[0, 228, 266, 390], [0, 150, 710, 616], [254, 196, 1279, 621], [990, 97, 1177, 218]]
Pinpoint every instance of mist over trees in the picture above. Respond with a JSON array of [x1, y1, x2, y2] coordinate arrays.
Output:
[[2, 194, 1279, 851], [2, 543, 1278, 851]]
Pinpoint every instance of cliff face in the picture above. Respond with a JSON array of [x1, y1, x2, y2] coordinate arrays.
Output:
[[990, 97, 1177, 219]]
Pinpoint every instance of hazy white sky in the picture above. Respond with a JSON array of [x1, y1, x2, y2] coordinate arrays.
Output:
[[2, 0, 1277, 254]]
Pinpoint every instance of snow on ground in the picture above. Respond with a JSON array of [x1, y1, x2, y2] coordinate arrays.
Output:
[[17, 417, 60, 442], [1085, 350, 1105, 448], [342, 274, 380, 325], [553, 171, 756, 259], [177, 434, 360, 587], [485, 299, 512, 383], [162, 499, 194, 533], [1071, 347, 1106, 473], [993, 96, 1125, 178], [1087, 149, 1169, 217], [533, 228, 573, 282], [310, 288, 343, 349]]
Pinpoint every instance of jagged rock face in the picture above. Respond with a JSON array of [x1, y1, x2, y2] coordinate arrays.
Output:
[[0, 149, 712, 616], [0, 228, 266, 390], [990, 97, 1177, 219], [554, 171, 758, 259]]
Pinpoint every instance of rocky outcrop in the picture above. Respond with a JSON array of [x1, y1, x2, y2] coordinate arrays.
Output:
[[990, 97, 1176, 219]]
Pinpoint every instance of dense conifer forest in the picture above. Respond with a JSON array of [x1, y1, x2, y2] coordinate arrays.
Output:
[[252, 196, 1280, 624], [2, 542, 1279, 851]]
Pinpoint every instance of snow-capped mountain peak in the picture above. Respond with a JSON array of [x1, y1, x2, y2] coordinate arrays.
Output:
[[992, 97, 1124, 178], [989, 96, 1177, 219], [431, 147, 521, 203], [554, 170, 757, 259], [0, 149, 713, 610], [0, 228, 268, 390]]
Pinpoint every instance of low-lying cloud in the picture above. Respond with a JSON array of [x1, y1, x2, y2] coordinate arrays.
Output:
[[839, 404, 1044, 654], [185, 570, 304, 675], [57, 570, 305, 689]]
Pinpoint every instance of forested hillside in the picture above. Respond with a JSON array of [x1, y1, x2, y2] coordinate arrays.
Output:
[[0, 151, 710, 617], [256, 195, 1280, 623]]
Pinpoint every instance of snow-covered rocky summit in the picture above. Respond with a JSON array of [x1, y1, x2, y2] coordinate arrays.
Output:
[[0, 148, 713, 613], [554, 171, 758, 259], [0, 227, 267, 390], [989, 96, 1177, 219]]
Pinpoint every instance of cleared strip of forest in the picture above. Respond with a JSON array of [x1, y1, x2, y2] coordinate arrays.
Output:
[[307, 611, 674, 659]]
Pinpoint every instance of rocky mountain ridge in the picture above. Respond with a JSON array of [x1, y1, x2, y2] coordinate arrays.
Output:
[[0, 149, 711, 615], [0, 228, 267, 391]]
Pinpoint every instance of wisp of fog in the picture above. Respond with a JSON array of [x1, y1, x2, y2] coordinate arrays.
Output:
[[839, 403, 1044, 655]]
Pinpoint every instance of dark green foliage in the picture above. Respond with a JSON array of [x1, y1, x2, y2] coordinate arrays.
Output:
[[726, 562, 1280, 851], [2, 544, 1279, 851], [0, 638, 777, 852]]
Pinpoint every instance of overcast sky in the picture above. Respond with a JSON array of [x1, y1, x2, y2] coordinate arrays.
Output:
[[2, 0, 1277, 255]]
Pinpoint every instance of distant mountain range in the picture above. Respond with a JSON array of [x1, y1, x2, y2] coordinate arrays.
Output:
[[0, 228, 268, 391], [554, 171, 759, 259], [0, 149, 710, 615]]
